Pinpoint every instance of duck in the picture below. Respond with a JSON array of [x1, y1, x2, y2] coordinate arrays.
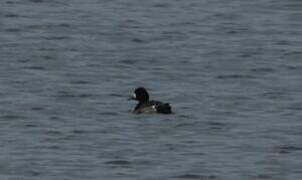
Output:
[[129, 87, 172, 114]]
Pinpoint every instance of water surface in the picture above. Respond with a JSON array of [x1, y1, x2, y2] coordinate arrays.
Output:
[[1, 0, 302, 179]]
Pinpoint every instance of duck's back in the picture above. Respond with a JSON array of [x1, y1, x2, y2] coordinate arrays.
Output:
[[134, 100, 172, 114], [154, 101, 172, 114]]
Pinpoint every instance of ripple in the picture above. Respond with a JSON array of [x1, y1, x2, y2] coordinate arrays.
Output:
[[277, 145, 302, 154], [98, 112, 119, 116], [70, 80, 90, 85], [30, 171, 41, 176], [50, 116, 60, 120], [29, 0, 44, 3], [257, 174, 272, 179], [45, 130, 62, 135], [261, 91, 285, 100], [25, 66, 46, 70], [6, 1, 17, 4], [4, 13, 19, 18], [5, 28, 22, 33], [1, 115, 26, 120], [178, 115, 194, 119], [39, 47, 57, 51], [58, 23, 71, 27], [153, 3, 171, 8], [131, 38, 144, 43], [78, 94, 94, 98], [18, 59, 30, 63], [41, 55, 53, 60], [283, 51, 302, 56], [175, 122, 194, 128], [105, 160, 131, 165], [47, 145, 60, 150], [287, 103, 302, 111], [239, 53, 253, 58], [250, 67, 274, 73], [227, 30, 238, 34], [72, 130, 86, 134], [175, 174, 217, 179], [119, 59, 137, 65], [55, 91, 76, 98], [24, 124, 37, 127], [285, 65, 302, 70], [109, 93, 123, 97], [26, 23, 72, 31], [43, 36, 69, 40], [206, 121, 226, 130], [216, 74, 253, 79], [275, 40, 290, 46], [31, 107, 44, 111]]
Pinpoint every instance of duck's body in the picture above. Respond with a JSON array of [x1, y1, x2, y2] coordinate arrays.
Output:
[[130, 87, 172, 114], [134, 100, 171, 114]]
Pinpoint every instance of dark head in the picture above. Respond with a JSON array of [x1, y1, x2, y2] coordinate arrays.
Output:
[[129, 87, 149, 103]]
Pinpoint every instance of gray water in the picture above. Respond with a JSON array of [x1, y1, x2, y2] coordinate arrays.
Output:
[[1, 0, 302, 179]]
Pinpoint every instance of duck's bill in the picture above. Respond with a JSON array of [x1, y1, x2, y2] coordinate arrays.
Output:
[[128, 93, 136, 100]]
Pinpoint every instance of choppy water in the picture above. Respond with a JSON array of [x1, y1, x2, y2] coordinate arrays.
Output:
[[1, 0, 302, 179]]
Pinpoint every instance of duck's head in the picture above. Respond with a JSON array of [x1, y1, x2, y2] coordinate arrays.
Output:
[[129, 87, 149, 103]]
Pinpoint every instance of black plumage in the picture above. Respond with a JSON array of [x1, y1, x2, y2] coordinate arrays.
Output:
[[129, 87, 172, 114]]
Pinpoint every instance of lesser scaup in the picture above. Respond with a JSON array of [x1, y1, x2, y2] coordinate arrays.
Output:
[[129, 87, 172, 114]]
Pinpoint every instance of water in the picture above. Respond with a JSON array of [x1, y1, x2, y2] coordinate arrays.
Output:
[[1, 0, 302, 179]]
